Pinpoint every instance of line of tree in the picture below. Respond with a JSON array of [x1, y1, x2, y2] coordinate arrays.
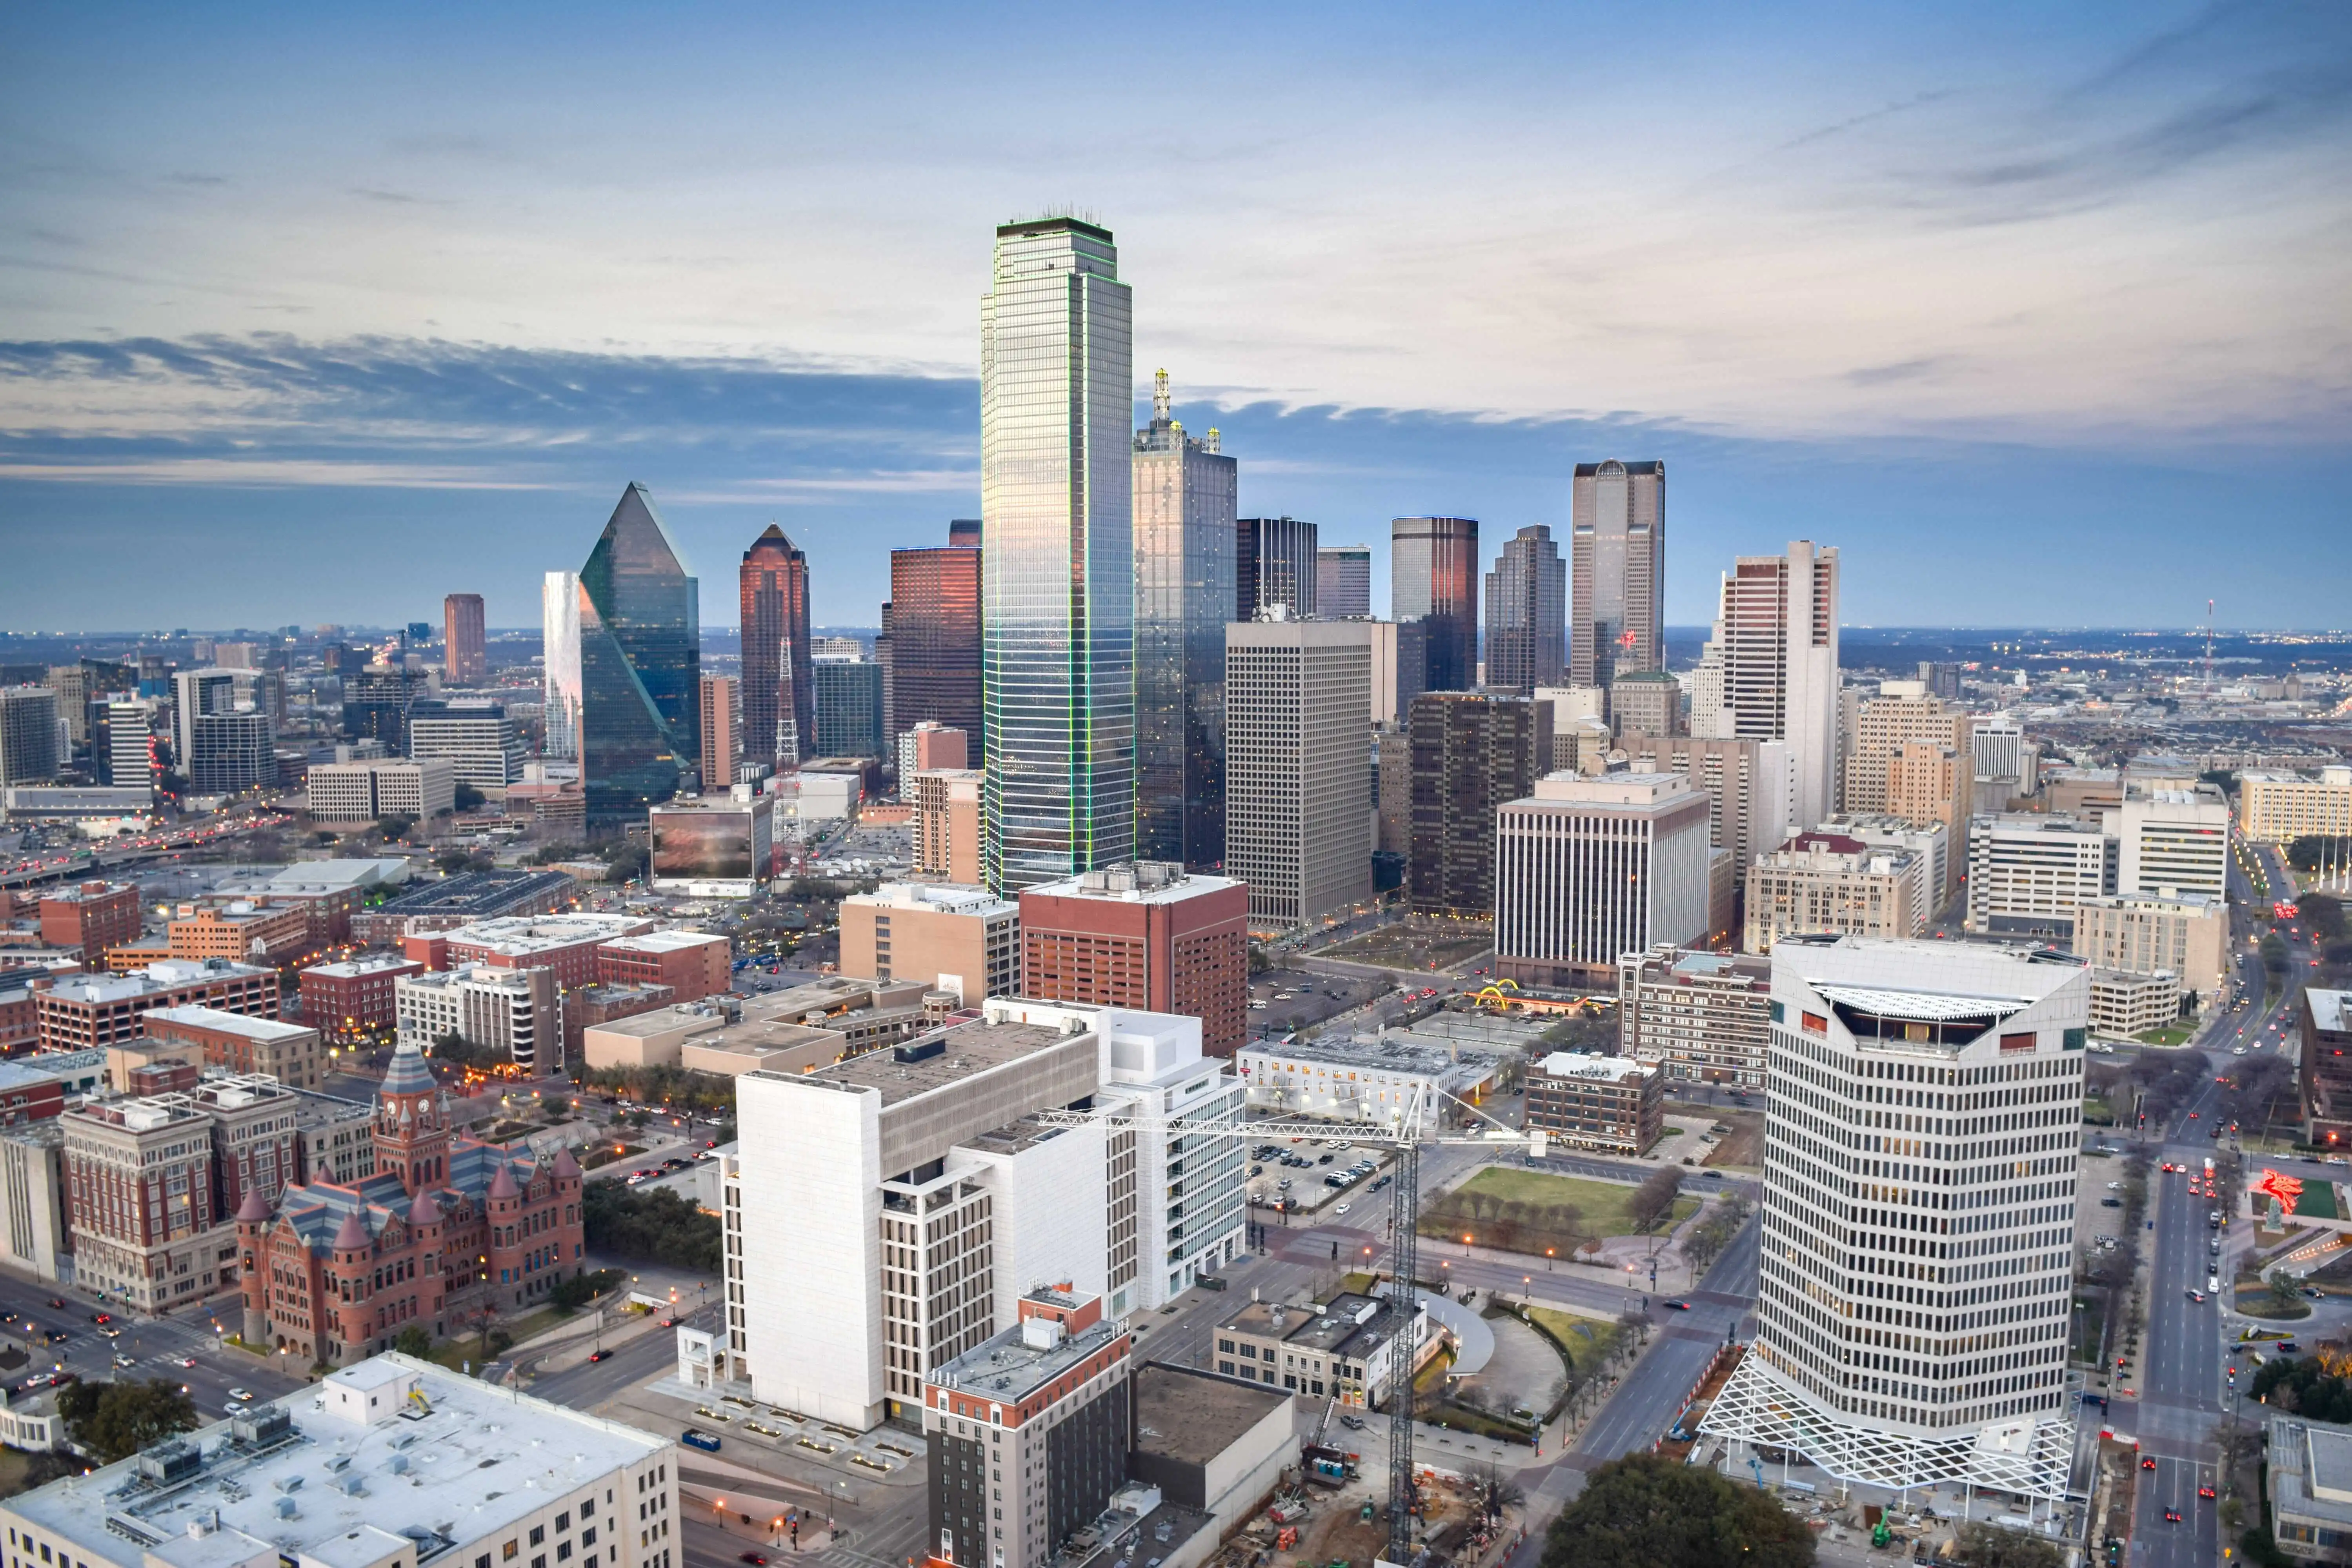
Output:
[[1682, 1190, 1752, 1274], [1626, 1164, 1684, 1233], [582, 1182, 722, 1272], [55, 1378, 198, 1463], [429, 1031, 513, 1073], [2287, 837, 2352, 874], [578, 1063, 737, 1116], [1538, 1452, 1813, 1568]]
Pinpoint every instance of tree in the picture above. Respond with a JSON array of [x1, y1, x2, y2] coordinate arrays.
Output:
[[1539, 1453, 1814, 1568], [2300, 892, 2347, 942], [582, 1183, 723, 1271], [55, 1378, 198, 1462], [375, 813, 418, 842], [394, 1324, 432, 1358], [435, 849, 476, 875], [453, 781, 486, 811], [1628, 1166, 1684, 1233], [1952, 1521, 2062, 1568]]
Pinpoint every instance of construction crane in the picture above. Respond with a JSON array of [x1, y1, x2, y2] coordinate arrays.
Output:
[[1037, 1086, 1543, 1563]]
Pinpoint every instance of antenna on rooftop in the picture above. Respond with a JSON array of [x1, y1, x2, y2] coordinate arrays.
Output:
[[1153, 369, 1171, 424]]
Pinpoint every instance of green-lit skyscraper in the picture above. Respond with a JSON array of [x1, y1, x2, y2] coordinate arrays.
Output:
[[980, 216, 1134, 891], [578, 482, 701, 825]]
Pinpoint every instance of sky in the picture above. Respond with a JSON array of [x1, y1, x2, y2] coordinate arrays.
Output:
[[0, 0, 2347, 632]]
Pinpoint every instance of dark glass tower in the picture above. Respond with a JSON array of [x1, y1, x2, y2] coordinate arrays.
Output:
[[578, 482, 701, 825], [887, 530, 984, 757], [1391, 516, 1479, 694], [1235, 517, 1317, 622], [1483, 523, 1566, 693], [1570, 459, 1665, 688], [1133, 371, 1236, 869], [740, 525, 812, 769]]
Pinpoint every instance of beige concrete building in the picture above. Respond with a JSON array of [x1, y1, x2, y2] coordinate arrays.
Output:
[[840, 881, 1020, 1004], [2073, 891, 2227, 1005], [2088, 968, 2181, 1039], [1617, 944, 1772, 1087], [393, 964, 561, 1070], [1614, 731, 1794, 903], [1743, 830, 1927, 954], [912, 768, 985, 884], [2113, 783, 2232, 899], [1966, 811, 2113, 942], [2240, 766, 2352, 844], [582, 976, 942, 1075], [139, 1004, 324, 1090], [1211, 1290, 1432, 1408], [0, 1121, 68, 1282], [1841, 683, 1970, 816], [1885, 739, 1971, 897]]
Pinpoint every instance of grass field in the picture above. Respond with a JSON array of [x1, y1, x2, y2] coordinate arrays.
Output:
[[1524, 1305, 1630, 1377], [1421, 1166, 1699, 1257], [2135, 1026, 2194, 1047], [1317, 922, 1493, 972]]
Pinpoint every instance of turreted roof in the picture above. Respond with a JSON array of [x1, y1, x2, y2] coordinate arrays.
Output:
[[408, 1188, 442, 1226], [235, 1186, 274, 1224], [333, 1207, 371, 1252], [550, 1146, 581, 1180], [379, 1042, 437, 1098], [486, 1162, 521, 1201]]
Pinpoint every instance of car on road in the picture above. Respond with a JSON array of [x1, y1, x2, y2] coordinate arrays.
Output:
[[587, 1349, 611, 1362], [1339, 1414, 1366, 1430], [1335, 1203, 1351, 1215], [2163, 1508, 2183, 1523], [2199, 1484, 2217, 1499], [2186, 1290, 2206, 1303], [740, 1555, 769, 1566], [681, 1429, 722, 1453], [176, 1357, 196, 1368], [1663, 1300, 1691, 1311], [2233, 1046, 2248, 1056], [227, 1387, 253, 1402], [92, 1313, 110, 1324], [2101, 1197, 2121, 1208], [2141, 1457, 2157, 1470], [2329, 1157, 2350, 1168]]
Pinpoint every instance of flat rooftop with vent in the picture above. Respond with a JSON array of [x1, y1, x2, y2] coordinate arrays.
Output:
[[0, 1353, 679, 1568]]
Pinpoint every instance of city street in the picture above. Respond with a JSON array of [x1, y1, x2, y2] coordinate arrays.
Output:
[[0, 1270, 309, 1421]]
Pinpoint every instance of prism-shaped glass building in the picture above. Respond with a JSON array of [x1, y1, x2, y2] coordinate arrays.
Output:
[[578, 482, 701, 825]]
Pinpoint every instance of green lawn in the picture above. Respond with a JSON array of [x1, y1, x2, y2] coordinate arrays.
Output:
[[2135, 1026, 2194, 1047], [2297, 1182, 2343, 1221], [1524, 1305, 1630, 1375], [1421, 1167, 1700, 1258]]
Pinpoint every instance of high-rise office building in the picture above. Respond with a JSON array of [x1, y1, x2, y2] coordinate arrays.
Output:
[[1224, 620, 1374, 929], [1965, 813, 2112, 942], [913, 768, 986, 884], [1569, 459, 1664, 688], [1316, 545, 1372, 618], [1235, 517, 1316, 622], [1702, 938, 2088, 1504], [540, 570, 582, 760], [577, 482, 700, 824], [1019, 864, 1249, 1057], [0, 688, 60, 786], [406, 700, 526, 789], [813, 656, 885, 759], [1843, 682, 1972, 822], [442, 593, 486, 684], [949, 518, 982, 547], [1719, 541, 1841, 832], [172, 669, 235, 771], [741, 525, 813, 770], [2113, 782, 2232, 900], [1610, 670, 1683, 737], [186, 712, 275, 794], [1612, 732, 1795, 907], [1133, 370, 1237, 869], [1391, 517, 1479, 694], [95, 699, 158, 791], [339, 664, 426, 752], [888, 530, 984, 760], [981, 216, 1133, 890], [1483, 524, 1566, 693], [899, 720, 968, 782], [699, 674, 741, 791], [1494, 771, 1714, 991], [1405, 692, 1549, 918]]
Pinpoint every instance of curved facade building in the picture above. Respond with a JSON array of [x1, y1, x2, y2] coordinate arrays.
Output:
[[741, 524, 813, 769], [1390, 516, 1478, 695], [578, 483, 700, 825]]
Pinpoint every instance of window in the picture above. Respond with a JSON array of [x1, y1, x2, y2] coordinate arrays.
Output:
[[502, 1546, 518, 1562], [531, 1529, 546, 1548]]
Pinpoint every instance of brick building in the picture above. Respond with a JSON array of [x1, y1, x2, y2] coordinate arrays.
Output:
[[298, 953, 425, 1043], [166, 901, 313, 966], [38, 882, 142, 961], [31, 960, 279, 1051], [140, 1005, 325, 1090], [596, 931, 730, 1002], [403, 913, 652, 990], [1523, 1050, 1663, 1154], [238, 1042, 586, 1362], [1018, 863, 1248, 1057]]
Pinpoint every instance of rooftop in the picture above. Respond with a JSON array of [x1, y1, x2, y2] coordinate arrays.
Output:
[[41, 960, 270, 1004], [1025, 862, 1239, 904], [2, 1355, 668, 1568], [302, 955, 425, 979], [1241, 1035, 1493, 1079], [439, 913, 646, 954], [368, 869, 576, 919], [1535, 1050, 1652, 1083], [1130, 1364, 1289, 1469], [853, 882, 1018, 917], [597, 930, 727, 955], [1216, 1292, 1410, 1359], [142, 1006, 313, 1042], [775, 1016, 1075, 1108], [1524, 770, 1700, 808], [2310, 990, 2351, 1037], [929, 1310, 1124, 1405]]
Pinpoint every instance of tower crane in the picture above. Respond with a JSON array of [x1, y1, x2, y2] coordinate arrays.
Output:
[[1037, 1086, 1544, 1563]]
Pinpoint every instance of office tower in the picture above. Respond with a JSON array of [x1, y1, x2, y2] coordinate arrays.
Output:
[[185, 712, 275, 794], [1617, 945, 1772, 1088], [1819, 813, 1952, 907], [1569, 459, 1664, 688], [307, 759, 458, 822], [1317, 545, 1372, 618], [96, 699, 158, 791], [888, 533, 984, 759], [900, 721, 969, 782], [1493, 771, 1714, 990], [1224, 620, 1374, 929], [1965, 813, 2112, 942], [1235, 517, 1316, 622], [442, 593, 486, 684], [913, 768, 987, 884], [172, 669, 235, 770], [724, 997, 1246, 1422], [2238, 766, 2352, 843], [2113, 782, 2232, 899], [2074, 891, 2228, 1006], [1405, 692, 1549, 917], [1133, 370, 1238, 868], [1483, 524, 1566, 693], [742, 524, 813, 770], [1918, 660, 1962, 700], [0, 688, 60, 786], [981, 216, 1134, 891], [404, 699, 525, 790], [41, 666, 89, 749], [839, 881, 1021, 1004], [338, 664, 426, 751], [1970, 714, 2037, 814], [1702, 938, 2088, 1504], [1393, 618, 1429, 718], [577, 482, 701, 825], [1391, 517, 1479, 694], [698, 674, 741, 790], [1686, 618, 1733, 739], [1610, 671, 1683, 738], [1844, 681, 1972, 819], [1718, 541, 1841, 831], [1019, 863, 1249, 1057], [949, 517, 982, 547], [540, 569, 582, 760], [1885, 740, 1971, 899], [812, 656, 885, 758], [1613, 733, 1795, 903], [1743, 830, 1930, 953]]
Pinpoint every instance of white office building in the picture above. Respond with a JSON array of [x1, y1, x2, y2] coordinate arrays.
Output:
[[1965, 813, 2114, 943], [1702, 937, 2089, 1501], [308, 758, 457, 822], [1224, 620, 1375, 928], [2238, 766, 2352, 844], [723, 999, 1246, 1429], [407, 700, 528, 788], [0, 1355, 681, 1568], [0, 687, 60, 786], [543, 569, 583, 761], [1717, 542, 1840, 831], [1493, 769, 1715, 991], [2112, 784, 2232, 899]]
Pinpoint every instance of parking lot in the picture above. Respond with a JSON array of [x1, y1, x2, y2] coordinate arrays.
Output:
[[1248, 968, 1391, 1037], [1245, 1135, 1396, 1218]]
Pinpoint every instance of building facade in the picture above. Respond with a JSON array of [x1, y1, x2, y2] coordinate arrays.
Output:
[[888, 535, 984, 760], [443, 592, 487, 684], [1392, 517, 1479, 695], [1483, 524, 1566, 694], [840, 882, 1020, 1006], [1743, 831, 1928, 955], [1568, 459, 1664, 689], [1618, 945, 1772, 1087], [1407, 693, 1550, 918], [2112, 784, 2232, 899], [1019, 863, 1248, 1057], [1717, 541, 1840, 833], [542, 568, 583, 760], [1613, 732, 1795, 914], [140, 1005, 323, 1090], [914, 768, 987, 884], [2072, 891, 2227, 1006], [2239, 767, 2352, 843], [577, 483, 700, 825], [0, 689, 60, 788], [1965, 813, 2113, 942], [1224, 621, 1374, 929], [408, 700, 527, 789], [1316, 545, 1372, 618], [1212, 1290, 1430, 1408], [981, 217, 1134, 891], [741, 525, 813, 769], [308, 758, 457, 822], [1492, 770, 1714, 991], [394, 965, 562, 1070], [38, 880, 140, 959], [300, 953, 424, 1043], [2301, 990, 2352, 1147], [33, 960, 279, 1051], [1523, 1050, 1663, 1153], [1235, 516, 1315, 622]]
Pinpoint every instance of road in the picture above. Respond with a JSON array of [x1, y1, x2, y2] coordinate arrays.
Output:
[[0, 1269, 308, 1419]]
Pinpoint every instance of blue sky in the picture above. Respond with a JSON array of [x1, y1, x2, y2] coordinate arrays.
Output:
[[1, 0, 2346, 630]]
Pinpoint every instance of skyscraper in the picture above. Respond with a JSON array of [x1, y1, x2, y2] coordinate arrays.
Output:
[[813, 656, 885, 759], [1569, 460, 1664, 689], [888, 526, 984, 760], [1235, 517, 1316, 622], [1405, 691, 1548, 917], [442, 593, 486, 685], [981, 215, 1134, 891], [1225, 621, 1374, 928], [948, 518, 982, 547], [1719, 540, 1841, 832], [699, 673, 741, 791], [540, 571, 581, 760], [0, 687, 60, 786], [577, 482, 700, 824], [1483, 524, 1566, 693], [1316, 545, 1372, 618], [1391, 517, 1479, 694], [1133, 370, 1237, 868], [740, 526, 812, 770]]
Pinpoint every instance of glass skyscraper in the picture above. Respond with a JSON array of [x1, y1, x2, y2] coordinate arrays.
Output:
[[541, 570, 581, 760], [1483, 523, 1566, 693], [1391, 516, 1479, 694], [1133, 369, 1236, 869], [1236, 517, 1317, 621], [1570, 459, 1665, 688], [980, 216, 1134, 891], [578, 482, 700, 825], [740, 525, 812, 770], [887, 527, 984, 758]]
